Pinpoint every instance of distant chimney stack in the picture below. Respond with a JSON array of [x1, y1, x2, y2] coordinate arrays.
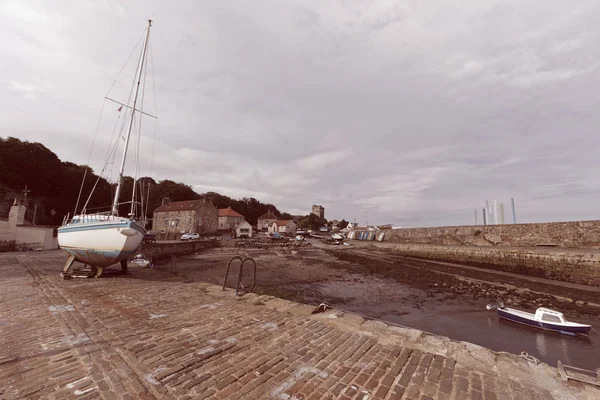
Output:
[[162, 197, 171, 206]]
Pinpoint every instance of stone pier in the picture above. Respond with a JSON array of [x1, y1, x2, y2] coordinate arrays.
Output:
[[0, 250, 598, 399]]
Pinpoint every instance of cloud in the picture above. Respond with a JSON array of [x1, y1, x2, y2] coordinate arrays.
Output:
[[2, 0, 600, 226]]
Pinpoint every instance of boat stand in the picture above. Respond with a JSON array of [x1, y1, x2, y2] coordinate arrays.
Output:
[[60, 258, 127, 279], [558, 361, 600, 387], [61, 256, 98, 279]]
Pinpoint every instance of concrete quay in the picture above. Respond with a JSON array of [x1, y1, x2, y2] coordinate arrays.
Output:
[[0, 250, 598, 400]]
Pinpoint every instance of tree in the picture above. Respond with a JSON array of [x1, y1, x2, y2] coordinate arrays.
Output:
[[338, 219, 348, 229], [297, 214, 324, 230], [280, 212, 293, 220], [0, 137, 292, 226]]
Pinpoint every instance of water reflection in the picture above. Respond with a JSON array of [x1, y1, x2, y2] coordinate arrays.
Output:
[[535, 332, 546, 357], [344, 300, 599, 370]]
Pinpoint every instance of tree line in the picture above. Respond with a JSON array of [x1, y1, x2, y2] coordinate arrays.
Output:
[[0, 137, 285, 227]]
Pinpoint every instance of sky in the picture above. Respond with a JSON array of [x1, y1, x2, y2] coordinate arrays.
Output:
[[2, 0, 600, 227]]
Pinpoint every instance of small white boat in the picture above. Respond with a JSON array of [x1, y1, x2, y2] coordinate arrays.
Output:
[[331, 233, 344, 240], [58, 20, 156, 277], [487, 303, 592, 336]]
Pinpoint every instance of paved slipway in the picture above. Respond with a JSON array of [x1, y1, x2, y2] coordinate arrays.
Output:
[[0, 251, 598, 400]]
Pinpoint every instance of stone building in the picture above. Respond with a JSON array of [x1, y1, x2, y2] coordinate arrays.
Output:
[[312, 205, 325, 221], [0, 199, 58, 251], [257, 211, 278, 231], [218, 207, 245, 231], [152, 199, 218, 240], [268, 220, 297, 235]]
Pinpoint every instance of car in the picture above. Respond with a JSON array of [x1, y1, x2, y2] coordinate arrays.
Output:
[[269, 232, 285, 240], [181, 233, 200, 241]]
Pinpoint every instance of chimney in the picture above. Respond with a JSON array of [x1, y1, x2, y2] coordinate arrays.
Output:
[[161, 197, 171, 206]]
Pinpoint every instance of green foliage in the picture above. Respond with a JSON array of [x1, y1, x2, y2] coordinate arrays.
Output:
[[297, 214, 324, 230], [0, 137, 286, 227]]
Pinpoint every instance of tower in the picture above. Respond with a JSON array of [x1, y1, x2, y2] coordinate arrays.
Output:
[[312, 205, 325, 221]]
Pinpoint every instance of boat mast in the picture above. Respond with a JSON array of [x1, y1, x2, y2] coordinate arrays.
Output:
[[111, 19, 152, 217]]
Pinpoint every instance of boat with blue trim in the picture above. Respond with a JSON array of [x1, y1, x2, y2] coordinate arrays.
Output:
[[57, 20, 155, 277], [487, 302, 592, 336]]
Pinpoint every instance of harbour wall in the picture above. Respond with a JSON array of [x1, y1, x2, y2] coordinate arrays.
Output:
[[139, 239, 219, 261], [384, 220, 600, 249], [358, 242, 600, 287]]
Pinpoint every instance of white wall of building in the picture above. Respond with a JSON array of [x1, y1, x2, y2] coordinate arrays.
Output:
[[235, 221, 252, 238]]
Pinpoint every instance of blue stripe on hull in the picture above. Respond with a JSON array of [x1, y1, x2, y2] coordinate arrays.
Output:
[[62, 247, 135, 268], [498, 309, 591, 336], [58, 219, 146, 235]]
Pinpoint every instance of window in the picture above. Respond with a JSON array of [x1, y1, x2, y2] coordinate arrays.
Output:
[[240, 228, 249, 233], [541, 314, 562, 323]]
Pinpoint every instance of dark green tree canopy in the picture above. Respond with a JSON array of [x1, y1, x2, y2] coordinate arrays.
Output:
[[0, 137, 287, 227]]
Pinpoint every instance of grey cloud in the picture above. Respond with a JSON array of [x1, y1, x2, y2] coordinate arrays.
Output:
[[2, 0, 600, 226]]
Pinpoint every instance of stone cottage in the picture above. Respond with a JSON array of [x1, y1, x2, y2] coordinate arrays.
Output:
[[152, 198, 218, 240], [257, 211, 278, 231], [218, 207, 245, 231]]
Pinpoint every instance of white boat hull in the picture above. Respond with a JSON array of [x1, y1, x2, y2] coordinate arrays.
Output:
[[57, 218, 146, 268]]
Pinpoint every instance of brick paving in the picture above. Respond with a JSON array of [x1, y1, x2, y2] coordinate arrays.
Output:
[[0, 251, 597, 399]]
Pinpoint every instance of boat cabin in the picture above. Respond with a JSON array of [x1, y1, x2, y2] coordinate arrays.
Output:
[[534, 308, 566, 324]]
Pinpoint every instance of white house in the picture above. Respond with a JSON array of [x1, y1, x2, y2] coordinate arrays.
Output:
[[268, 220, 297, 235], [235, 220, 252, 238]]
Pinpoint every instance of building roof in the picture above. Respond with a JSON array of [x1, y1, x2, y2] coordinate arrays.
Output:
[[235, 220, 251, 229], [258, 211, 278, 220], [218, 207, 243, 218], [154, 199, 214, 213], [273, 219, 294, 226]]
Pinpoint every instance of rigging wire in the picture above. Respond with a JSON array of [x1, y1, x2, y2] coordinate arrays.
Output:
[[148, 35, 159, 177], [135, 41, 150, 221], [72, 27, 147, 217], [131, 28, 151, 218], [144, 34, 160, 227]]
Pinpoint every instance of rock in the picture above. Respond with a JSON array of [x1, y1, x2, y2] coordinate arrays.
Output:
[[483, 233, 502, 245]]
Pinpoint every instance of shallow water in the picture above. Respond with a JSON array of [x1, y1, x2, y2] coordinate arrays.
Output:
[[289, 278, 600, 370]]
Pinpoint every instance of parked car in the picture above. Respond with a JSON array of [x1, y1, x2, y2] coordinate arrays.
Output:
[[181, 233, 200, 241], [269, 232, 285, 240]]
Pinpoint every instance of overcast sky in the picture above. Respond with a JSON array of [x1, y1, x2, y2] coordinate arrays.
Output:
[[2, 0, 600, 227]]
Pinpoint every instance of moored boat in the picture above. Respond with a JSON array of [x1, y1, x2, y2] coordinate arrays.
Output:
[[487, 302, 592, 336]]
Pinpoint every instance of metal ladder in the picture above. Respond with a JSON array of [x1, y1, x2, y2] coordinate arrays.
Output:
[[222, 256, 256, 296]]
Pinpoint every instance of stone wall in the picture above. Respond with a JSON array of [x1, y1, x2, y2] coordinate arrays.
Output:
[[14, 226, 58, 250], [384, 220, 600, 249], [0, 218, 12, 241], [367, 242, 600, 286], [138, 239, 219, 262]]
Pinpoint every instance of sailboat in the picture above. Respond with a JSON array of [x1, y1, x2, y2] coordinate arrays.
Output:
[[58, 20, 154, 278]]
